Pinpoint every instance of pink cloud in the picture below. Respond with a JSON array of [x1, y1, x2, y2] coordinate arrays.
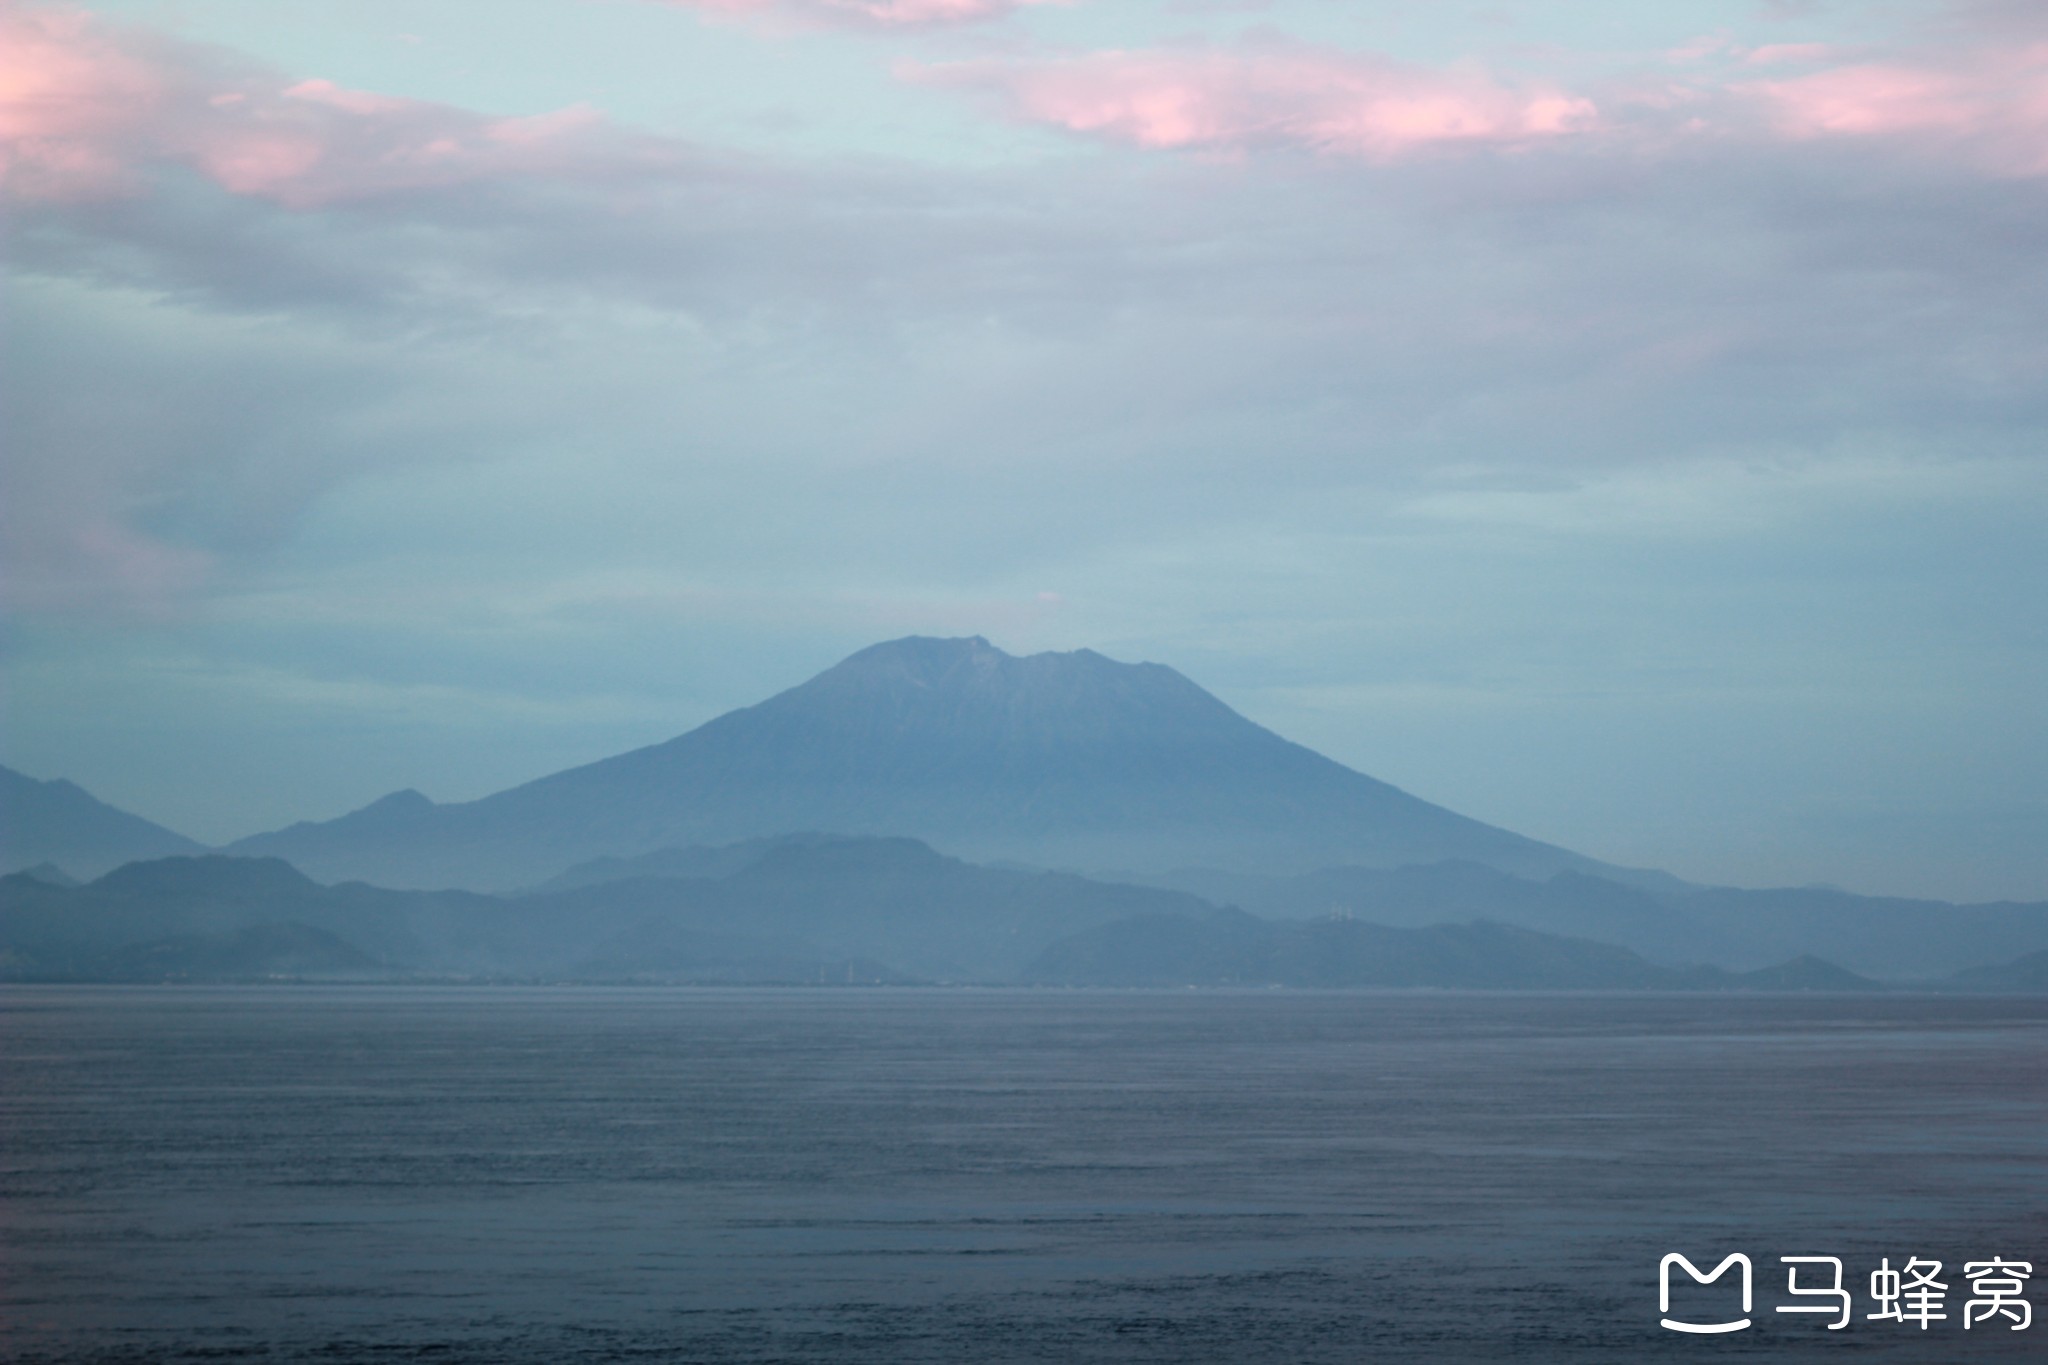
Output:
[[282, 77, 412, 117], [916, 31, 2048, 177], [1743, 43, 1834, 67], [0, 6, 659, 207], [0, 8, 164, 196], [1749, 43, 2048, 172], [0, 459, 214, 617], [2, 518, 215, 617], [913, 45, 1599, 160], [660, 0, 1057, 32]]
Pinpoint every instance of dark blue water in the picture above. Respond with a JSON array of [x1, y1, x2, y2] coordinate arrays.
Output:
[[1, 987, 2042, 1362]]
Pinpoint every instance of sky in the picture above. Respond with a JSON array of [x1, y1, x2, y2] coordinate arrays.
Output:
[[3, 0, 2045, 900]]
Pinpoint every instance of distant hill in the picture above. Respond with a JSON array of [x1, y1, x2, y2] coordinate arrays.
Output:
[[519, 835, 1223, 982], [226, 636, 1644, 891], [5, 846, 2041, 991], [1145, 861, 1715, 955], [1140, 861, 2048, 979], [1714, 955, 1882, 992], [0, 765, 204, 878], [15, 862, 82, 888], [1945, 949, 2048, 993], [1022, 911, 1676, 989], [1019, 911, 1886, 991], [527, 833, 851, 894], [0, 840, 1213, 984], [1667, 884, 2048, 978]]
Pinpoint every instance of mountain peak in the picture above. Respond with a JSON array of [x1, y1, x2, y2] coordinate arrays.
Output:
[[828, 635, 1008, 687], [359, 789, 434, 815], [853, 634, 998, 658], [827, 636, 1140, 681], [759, 636, 1239, 752], [19, 861, 82, 888], [229, 636, 1597, 889]]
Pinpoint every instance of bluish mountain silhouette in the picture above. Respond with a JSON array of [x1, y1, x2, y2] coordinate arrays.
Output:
[[0, 765, 204, 878], [228, 635, 1635, 890], [8, 847, 1969, 990]]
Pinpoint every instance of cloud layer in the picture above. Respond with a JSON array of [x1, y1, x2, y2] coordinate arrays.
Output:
[[5, 0, 2045, 896], [917, 28, 2048, 174], [1747, 42, 2048, 174], [0, 8, 663, 207], [914, 44, 1599, 158], [657, 0, 1055, 32]]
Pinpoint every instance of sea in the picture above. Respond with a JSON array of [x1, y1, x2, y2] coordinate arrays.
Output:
[[1, 986, 2042, 1362]]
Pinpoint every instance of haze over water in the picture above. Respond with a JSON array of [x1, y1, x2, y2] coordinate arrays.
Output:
[[3, 987, 2042, 1362]]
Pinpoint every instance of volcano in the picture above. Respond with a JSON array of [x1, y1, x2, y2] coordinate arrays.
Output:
[[229, 635, 1616, 890]]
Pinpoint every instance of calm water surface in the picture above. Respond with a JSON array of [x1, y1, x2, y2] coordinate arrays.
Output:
[[1, 987, 2043, 1362]]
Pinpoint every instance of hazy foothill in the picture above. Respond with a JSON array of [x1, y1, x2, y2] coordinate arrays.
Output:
[[5, 636, 2043, 991]]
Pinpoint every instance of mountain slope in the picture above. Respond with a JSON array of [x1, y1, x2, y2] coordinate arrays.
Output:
[[0, 765, 205, 878], [228, 636, 1619, 890]]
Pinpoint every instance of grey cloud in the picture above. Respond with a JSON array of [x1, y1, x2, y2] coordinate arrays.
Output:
[[13, 123, 2048, 617]]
